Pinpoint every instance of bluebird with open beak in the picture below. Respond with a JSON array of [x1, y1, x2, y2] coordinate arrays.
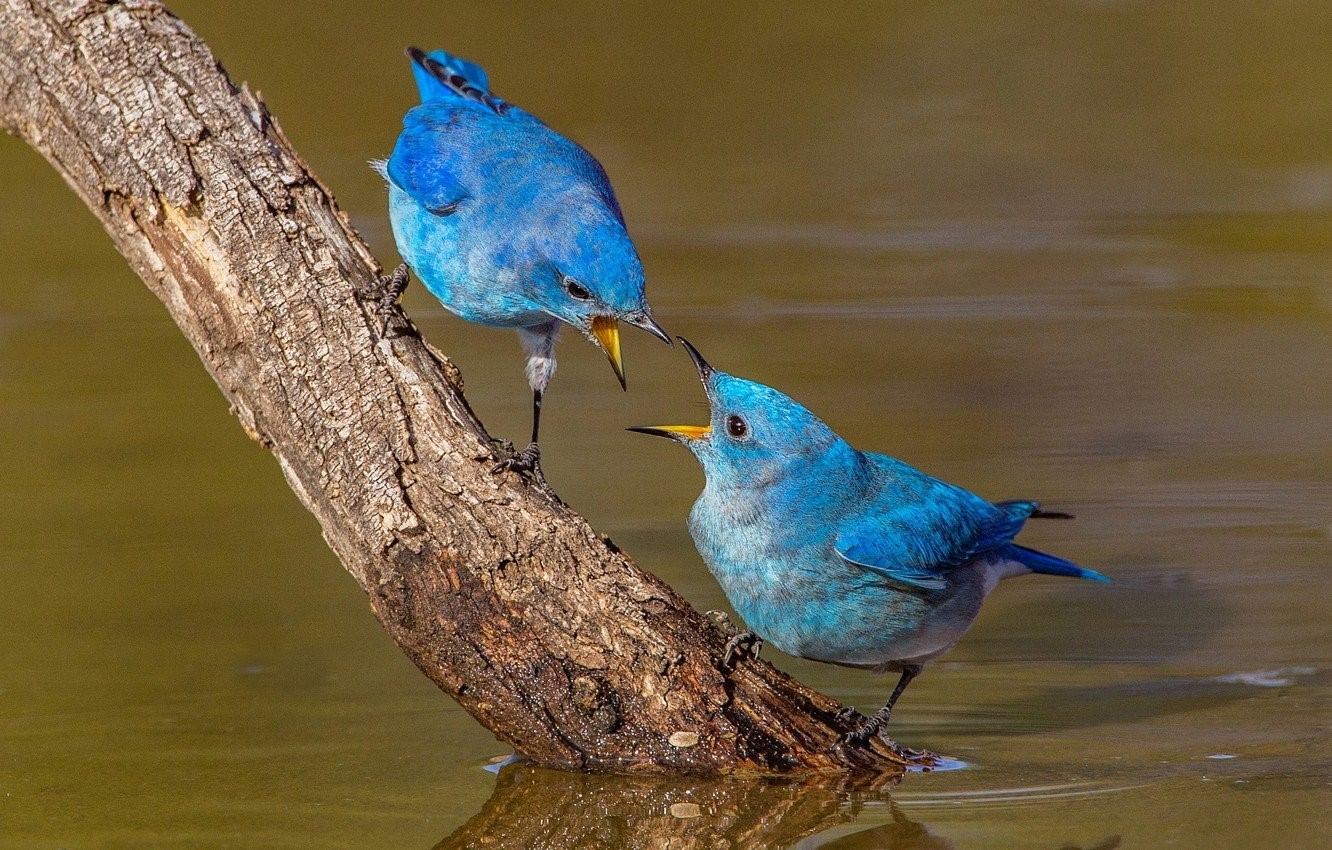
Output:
[[630, 339, 1108, 751]]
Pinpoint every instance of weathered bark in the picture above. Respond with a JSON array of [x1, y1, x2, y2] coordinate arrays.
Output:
[[0, 0, 913, 774]]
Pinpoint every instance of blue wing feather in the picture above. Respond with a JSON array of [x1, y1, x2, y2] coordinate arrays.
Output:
[[835, 540, 950, 592], [834, 479, 1049, 594], [386, 106, 472, 214]]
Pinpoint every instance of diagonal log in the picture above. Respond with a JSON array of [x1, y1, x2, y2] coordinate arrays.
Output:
[[0, 0, 910, 774]]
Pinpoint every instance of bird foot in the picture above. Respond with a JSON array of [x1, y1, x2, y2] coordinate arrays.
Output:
[[362, 262, 410, 338], [837, 711, 887, 748], [833, 711, 936, 764], [721, 631, 762, 670], [889, 743, 938, 764], [490, 442, 554, 492], [705, 611, 762, 670], [835, 705, 866, 726], [719, 634, 761, 671]]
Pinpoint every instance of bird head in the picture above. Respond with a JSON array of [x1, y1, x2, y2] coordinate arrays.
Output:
[[531, 199, 668, 389], [628, 338, 847, 488]]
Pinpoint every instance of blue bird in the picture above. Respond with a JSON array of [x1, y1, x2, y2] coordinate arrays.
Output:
[[630, 340, 1108, 749], [376, 47, 669, 478]]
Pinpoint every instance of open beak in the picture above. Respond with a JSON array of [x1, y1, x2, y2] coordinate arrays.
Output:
[[627, 337, 716, 443], [678, 336, 714, 382], [626, 312, 672, 345], [626, 424, 711, 441], [590, 315, 626, 390]]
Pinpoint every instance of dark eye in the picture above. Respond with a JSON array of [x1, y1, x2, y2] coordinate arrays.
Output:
[[563, 276, 592, 301], [726, 414, 748, 439]]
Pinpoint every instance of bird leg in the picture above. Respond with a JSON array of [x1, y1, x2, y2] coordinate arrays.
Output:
[[706, 610, 763, 670], [361, 262, 410, 337], [838, 664, 921, 750], [489, 389, 552, 492]]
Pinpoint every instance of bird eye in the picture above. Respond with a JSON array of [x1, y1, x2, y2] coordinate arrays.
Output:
[[563, 276, 592, 301], [726, 414, 748, 439]]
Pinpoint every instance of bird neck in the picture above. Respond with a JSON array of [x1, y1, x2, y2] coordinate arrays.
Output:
[[701, 437, 868, 524]]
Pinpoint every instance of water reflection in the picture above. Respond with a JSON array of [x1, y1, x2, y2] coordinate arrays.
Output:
[[432, 765, 1127, 850], [432, 765, 889, 850]]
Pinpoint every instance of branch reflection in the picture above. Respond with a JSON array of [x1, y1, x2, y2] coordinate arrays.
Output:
[[432, 763, 916, 849]]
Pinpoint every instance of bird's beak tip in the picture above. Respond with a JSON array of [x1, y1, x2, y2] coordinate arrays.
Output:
[[677, 336, 714, 381], [629, 312, 672, 346], [627, 424, 711, 441], [591, 316, 626, 390]]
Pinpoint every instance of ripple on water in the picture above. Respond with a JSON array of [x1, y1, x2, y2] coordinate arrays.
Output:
[[907, 755, 969, 773], [892, 779, 1150, 808]]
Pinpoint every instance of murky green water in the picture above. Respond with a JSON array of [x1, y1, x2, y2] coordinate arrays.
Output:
[[2, 1, 1328, 847]]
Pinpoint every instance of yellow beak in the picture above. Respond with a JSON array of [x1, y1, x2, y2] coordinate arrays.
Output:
[[591, 315, 626, 390], [626, 424, 712, 441]]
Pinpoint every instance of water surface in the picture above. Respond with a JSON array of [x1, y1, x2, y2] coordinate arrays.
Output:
[[1, 1, 1328, 847]]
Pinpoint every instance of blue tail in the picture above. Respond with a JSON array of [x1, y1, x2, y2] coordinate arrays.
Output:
[[406, 47, 498, 106], [1004, 544, 1110, 583]]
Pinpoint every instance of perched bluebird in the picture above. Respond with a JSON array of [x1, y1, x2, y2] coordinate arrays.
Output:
[[375, 47, 669, 479], [630, 340, 1108, 749]]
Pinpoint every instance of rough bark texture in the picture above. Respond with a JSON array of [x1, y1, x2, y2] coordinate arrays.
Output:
[[0, 0, 912, 774]]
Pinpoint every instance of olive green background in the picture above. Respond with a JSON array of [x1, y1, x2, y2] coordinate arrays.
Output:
[[1, 2, 1328, 847]]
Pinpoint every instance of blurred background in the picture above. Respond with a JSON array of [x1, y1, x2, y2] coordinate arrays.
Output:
[[1, 1, 1328, 847]]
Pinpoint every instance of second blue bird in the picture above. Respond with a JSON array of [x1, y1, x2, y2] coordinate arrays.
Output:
[[377, 47, 669, 478], [630, 340, 1108, 749]]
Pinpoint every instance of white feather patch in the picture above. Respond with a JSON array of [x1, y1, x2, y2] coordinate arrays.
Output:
[[518, 323, 561, 392]]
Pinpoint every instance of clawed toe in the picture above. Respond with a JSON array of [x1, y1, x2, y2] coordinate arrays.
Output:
[[834, 705, 864, 726], [363, 263, 410, 337], [490, 442, 554, 491], [837, 717, 883, 748], [892, 743, 936, 762], [833, 714, 936, 764], [834, 703, 895, 749], [721, 631, 762, 670], [707, 611, 762, 671]]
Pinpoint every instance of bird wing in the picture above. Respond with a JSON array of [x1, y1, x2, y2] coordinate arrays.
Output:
[[834, 489, 1041, 593], [385, 105, 475, 215], [388, 48, 555, 215]]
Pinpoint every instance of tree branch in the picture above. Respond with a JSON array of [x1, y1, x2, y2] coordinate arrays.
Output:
[[0, 0, 910, 774]]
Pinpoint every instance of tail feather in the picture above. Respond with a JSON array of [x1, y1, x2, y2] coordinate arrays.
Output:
[[1030, 508, 1075, 519], [1004, 544, 1110, 583], [406, 47, 507, 113], [995, 499, 1075, 520]]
